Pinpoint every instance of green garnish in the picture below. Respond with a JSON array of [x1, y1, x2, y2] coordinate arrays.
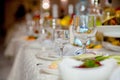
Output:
[[95, 56, 110, 61], [74, 54, 120, 66], [75, 59, 102, 68]]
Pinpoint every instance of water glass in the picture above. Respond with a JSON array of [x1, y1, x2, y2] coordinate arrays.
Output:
[[73, 15, 97, 54], [54, 29, 69, 58]]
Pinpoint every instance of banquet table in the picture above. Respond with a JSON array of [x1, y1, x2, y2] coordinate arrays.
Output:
[[4, 21, 53, 57], [5, 23, 120, 80], [6, 39, 120, 80], [7, 41, 60, 80], [4, 22, 29, 57], [5, 22, 27, 46]]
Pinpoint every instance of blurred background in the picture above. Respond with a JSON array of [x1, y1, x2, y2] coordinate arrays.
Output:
[[0, 0, 120, 36], [0, 0, 120, 80], [0, 0, 120, 37]]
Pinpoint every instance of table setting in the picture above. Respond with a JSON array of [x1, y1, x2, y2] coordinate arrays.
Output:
[[5, 14, 120, 80]]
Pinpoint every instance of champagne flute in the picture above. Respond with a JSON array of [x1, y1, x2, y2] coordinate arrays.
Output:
[[73, 15, 97, 54], [54, 29, 69, 58]]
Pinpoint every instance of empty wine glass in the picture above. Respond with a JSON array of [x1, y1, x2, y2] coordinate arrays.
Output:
[[54, 29, 69, 58], [73, 15, 97, 54]]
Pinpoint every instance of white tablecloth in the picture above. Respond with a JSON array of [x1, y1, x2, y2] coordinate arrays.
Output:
[[7, 41, 60, 80], [4, 36, 37, 57], [4, 22, 29, 57], [5, 24, 120, 80], [5, 22, 27, 46], [7, 40, 120, 80], [4, 21, 54, 57]]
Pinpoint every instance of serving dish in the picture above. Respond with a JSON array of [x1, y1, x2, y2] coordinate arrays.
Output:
[[97, 26, 120, 51], [102, 41, 120, 52]]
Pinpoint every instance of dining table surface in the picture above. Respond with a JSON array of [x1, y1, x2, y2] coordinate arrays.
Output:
[[5, 22, 120, 80]]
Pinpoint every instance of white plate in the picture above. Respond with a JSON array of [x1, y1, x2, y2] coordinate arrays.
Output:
[[97, 26, 120, 37], [36, 54, 59, 61], [104, 32, 120, 38], [97, 25, 120, 32], [102, 41, 120, 52], [40, 61, 59, 75], [41, 67, 59, 75]]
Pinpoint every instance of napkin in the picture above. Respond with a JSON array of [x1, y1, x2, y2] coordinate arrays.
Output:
[[109, 67, 120, 80], [58, 58, 117, 80]]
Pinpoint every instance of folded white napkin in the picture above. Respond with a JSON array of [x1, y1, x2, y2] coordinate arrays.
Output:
[[109, 67, 120, 80], [59, 58, 117, 80]]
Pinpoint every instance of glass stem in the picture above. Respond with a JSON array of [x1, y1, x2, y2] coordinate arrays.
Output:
[[82, 42, 87, 54], [60, 44, 64, 58], [52, 28, 55, 41], [60, 47, 63, 58]]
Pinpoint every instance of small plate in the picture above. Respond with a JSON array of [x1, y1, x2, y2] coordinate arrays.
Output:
[[40, 67, 59, 75], [102, 41, 120, 52], [40, 61, 59, 75], [36, 54, 59, 61]]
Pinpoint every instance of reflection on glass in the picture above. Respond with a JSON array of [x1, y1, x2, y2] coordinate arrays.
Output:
[[73, 15, 97, 55]]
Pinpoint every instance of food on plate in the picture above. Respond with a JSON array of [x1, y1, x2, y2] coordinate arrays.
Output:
[[73, 54, 120, 65], [75, 59, 102, 68], [48, 60, 60, 69], [86, 43, 102, 49], [104, 36, 120, 46], [26, 36, 38, 40], [102, 9, 120, 25], [102, 16, 118, 25], [73, 54, 101, 60], [59, 56, 117, 80], [34, 30, 39, 34]]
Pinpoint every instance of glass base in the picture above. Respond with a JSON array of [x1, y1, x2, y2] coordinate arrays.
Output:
[[74, 49, 96, 55]]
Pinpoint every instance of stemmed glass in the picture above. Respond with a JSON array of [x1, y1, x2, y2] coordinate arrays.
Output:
[[73, 15, 97, 54], [54, 29, 69, 58]]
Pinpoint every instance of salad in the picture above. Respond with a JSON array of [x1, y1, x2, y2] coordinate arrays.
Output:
[[73, 54, 120, 68]]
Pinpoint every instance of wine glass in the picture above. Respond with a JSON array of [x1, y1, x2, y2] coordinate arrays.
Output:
[[54, 29, 69, 58], [73, 15, 97, 54]]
